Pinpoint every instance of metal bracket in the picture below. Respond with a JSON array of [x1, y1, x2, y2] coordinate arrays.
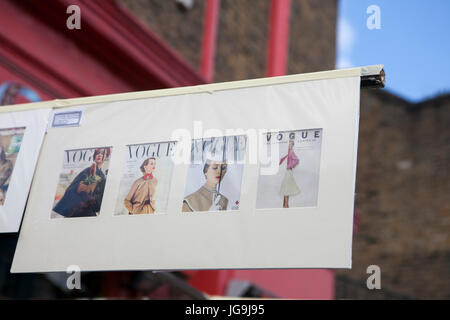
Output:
[[360, 65, 385, 89]]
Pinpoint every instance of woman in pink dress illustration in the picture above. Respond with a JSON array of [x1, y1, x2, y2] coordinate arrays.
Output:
[[279, 140, 300, 208]]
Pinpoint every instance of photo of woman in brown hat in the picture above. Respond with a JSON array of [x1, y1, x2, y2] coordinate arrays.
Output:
[[124, 157, 158, 214]]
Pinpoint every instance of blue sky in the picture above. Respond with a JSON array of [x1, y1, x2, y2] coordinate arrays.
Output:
[[336, 0, 450, 102]]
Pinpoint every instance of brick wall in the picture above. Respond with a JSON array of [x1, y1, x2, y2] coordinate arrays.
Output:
[[117, 0, 337, 81], [336, 90, 450, 299], [117, 0, 206, 70]]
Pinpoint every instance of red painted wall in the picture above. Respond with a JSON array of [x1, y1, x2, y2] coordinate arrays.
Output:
[[0, 0, 205, 103]]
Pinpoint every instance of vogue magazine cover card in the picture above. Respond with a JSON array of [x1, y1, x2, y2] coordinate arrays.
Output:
[[115, 141, 176, 215], [51, 147, 112, 218], [182, 135, 247, 213], [0, 127, 25, 206], [256, 129, 323, 209]]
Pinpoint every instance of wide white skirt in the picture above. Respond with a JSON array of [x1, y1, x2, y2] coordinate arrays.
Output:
[[280, 169, 300, 196]]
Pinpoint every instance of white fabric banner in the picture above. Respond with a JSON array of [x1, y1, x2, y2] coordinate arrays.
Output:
[[0, 109, 51, 233], [12, 74, 360, 272]]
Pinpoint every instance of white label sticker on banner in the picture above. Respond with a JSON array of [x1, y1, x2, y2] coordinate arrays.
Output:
[[52, 109, 84, 128]]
